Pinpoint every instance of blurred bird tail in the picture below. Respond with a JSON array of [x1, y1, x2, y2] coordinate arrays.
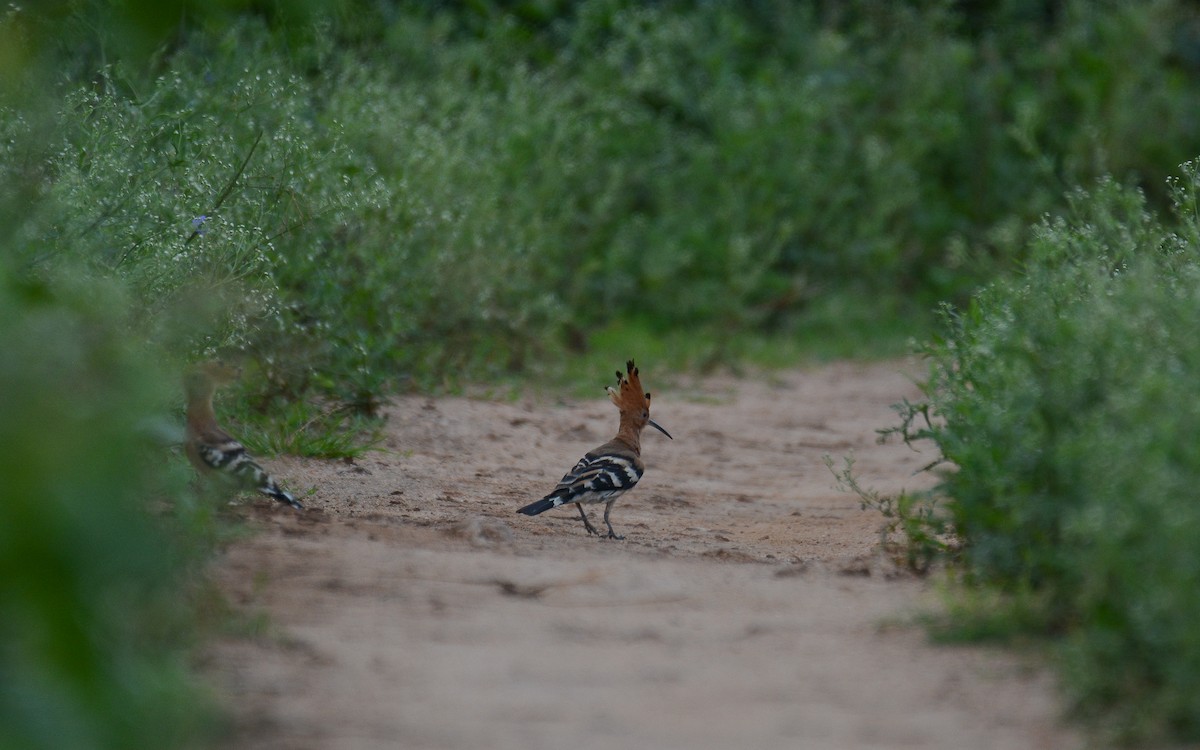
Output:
[[260, 482, 303, 510], [517, 495, 560, 516]]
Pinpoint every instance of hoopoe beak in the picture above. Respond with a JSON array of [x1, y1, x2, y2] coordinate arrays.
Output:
[[648, 418, 673, 440]]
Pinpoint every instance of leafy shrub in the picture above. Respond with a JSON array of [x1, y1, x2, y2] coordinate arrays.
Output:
[[0, 268, 217, 750], [906, 168, 1200, 742], [13, 0, 1200, 416]]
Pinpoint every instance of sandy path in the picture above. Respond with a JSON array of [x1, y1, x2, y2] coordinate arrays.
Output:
[[202, 360, 1078, 749]]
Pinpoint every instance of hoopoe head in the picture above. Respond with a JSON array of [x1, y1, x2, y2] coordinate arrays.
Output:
[[184, 360, 242, 403], [607, 359, 672, 440]]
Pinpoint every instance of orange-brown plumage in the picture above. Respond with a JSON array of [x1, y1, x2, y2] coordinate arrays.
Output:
[[607, 359, 658, 455]]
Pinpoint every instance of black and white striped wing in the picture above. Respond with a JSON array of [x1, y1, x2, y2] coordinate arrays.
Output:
[[197, 437, 249, 472], [551, 451, 644, 505], [198, 437, 302, 510]]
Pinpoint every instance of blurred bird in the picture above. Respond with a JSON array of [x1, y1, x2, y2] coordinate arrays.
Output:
[[517, 359, 671, 539], [183, 361, 303, 510]]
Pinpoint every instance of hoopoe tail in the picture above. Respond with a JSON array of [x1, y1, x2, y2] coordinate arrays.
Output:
[[260, 481, 303, 510], [236, 459, 303, 510], [516, 495, 564, 516]]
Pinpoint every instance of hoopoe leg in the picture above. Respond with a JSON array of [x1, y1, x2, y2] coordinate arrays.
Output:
[[602, 500, 624, 540], [576, 504, 600, 536]]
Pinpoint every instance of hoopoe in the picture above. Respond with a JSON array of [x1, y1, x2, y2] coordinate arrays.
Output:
[[517, 359, 672, 539], [183, 361, 303, 510]]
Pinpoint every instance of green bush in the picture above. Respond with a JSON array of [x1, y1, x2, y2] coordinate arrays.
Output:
[[12, 0, 1200, 413], [0, 268, 216, 750], [910, 168, 1200, 742]]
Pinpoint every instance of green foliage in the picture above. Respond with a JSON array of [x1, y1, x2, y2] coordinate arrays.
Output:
[[825, 453, 950, 574], [0, 269, 218, 750], [9, 0, 1200, 416], [224, 386, 385, 460], [901, 167, 1200, 743]]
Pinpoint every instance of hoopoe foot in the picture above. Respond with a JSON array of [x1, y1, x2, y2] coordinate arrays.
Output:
[[602, 504, 623, 540], [577, 506, 600, 536]]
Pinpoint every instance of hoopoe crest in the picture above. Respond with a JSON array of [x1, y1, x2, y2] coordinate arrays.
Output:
[[517, 359, 671, 540], [184, 361, 303, 510]]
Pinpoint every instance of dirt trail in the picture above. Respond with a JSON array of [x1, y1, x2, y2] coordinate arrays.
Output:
[[203, 360, 1079, 750]]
